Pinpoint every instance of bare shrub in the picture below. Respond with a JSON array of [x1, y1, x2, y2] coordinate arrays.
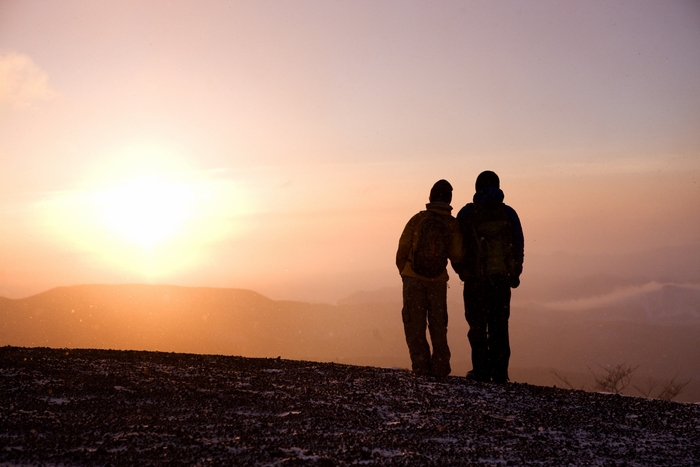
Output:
[[633, 375, 692, 401], [656, 375, 692, 401], [550, 370, 585, 390], [634, 377, 659, 398], [552, 363, 690, 401], [590, 363, 638, 394]]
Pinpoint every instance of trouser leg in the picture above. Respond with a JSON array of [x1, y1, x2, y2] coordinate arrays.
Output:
[[464, 280, 490, 380], [426, 281, 451, 377], [488, 278, 511, 382], [402, 276, 431, 375]]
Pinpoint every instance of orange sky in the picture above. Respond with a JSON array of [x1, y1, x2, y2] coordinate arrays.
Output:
[[1, 1, 699, 302]]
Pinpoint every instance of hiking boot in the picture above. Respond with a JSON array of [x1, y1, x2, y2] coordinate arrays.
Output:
[[492, 373, 509, 384], [428, 370, 449, 381], [412, 367, 431, 377], [430, 367, 451, 379], [465, 370, 490, 383]]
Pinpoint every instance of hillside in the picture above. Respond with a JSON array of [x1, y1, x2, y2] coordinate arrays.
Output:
[[1, 346, 698, 466], [0, 284, 404, 366], [1, 283, 699, 402]]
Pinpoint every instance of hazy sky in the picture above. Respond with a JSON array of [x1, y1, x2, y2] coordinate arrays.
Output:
[[1, 0, 699, 301]]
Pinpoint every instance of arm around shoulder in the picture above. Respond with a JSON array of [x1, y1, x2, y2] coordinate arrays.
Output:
[[448, 217, 463, 265]]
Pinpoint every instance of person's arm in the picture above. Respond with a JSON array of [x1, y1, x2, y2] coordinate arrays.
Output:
[[396, 214, 418, 273], [452, 204, 474, 279], [448, 217, 463, 272], [506, 206, 524, 275], [505, 206, 523, 288]]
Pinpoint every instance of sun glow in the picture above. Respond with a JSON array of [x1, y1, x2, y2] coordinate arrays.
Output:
[[98, 177, 192, 249], [37, 167, 249, 281]]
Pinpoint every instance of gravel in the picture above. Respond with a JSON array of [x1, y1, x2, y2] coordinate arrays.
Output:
[[1, 346, 699, 466]]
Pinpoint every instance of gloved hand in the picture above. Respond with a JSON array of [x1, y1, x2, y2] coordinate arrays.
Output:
[[509, 275, 520, 289]]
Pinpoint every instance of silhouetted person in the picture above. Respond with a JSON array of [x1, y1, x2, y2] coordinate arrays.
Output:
[[396, 180, 462, 377], [455, 171, 523, 383]]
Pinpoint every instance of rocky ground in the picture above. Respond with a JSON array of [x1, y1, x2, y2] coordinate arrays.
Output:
[[1, 347, 699, 466]]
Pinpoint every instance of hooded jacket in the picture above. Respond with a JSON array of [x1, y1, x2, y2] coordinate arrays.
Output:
[[455, 187, 524, 282]]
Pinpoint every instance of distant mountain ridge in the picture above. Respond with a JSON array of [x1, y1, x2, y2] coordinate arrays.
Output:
[[2, 283, 699, 401], [337, 286, 401, 305], [338, 279, 700, 324], [0, 283, 404, 366]]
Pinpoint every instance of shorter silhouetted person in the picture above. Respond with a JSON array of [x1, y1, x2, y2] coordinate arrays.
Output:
[[396, 180, 462, 377], [455, 171, 523, 383]]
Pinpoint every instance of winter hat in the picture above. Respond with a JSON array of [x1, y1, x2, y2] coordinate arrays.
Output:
[[429, 179, 453, 204], [475, 171, 500, 191]]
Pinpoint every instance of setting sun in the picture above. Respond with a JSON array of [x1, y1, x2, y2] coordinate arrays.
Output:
[[34, 166, 248, 281], [98, 176, 192, 249]]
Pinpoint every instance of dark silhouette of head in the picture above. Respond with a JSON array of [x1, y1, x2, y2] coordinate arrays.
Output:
[[429, 179, 453, 204], [475, 171, 500, 191]]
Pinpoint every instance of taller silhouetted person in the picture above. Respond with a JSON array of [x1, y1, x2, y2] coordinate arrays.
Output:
[[455, 171, 523, 384], [396, 180, 463, 377]]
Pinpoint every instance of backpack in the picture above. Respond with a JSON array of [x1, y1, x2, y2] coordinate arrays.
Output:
[[465, 203, 514, 278], [411, 211, 451, 278]]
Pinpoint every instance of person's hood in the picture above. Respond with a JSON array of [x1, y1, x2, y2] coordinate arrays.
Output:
[[473, 187, 504, 205], [425, 201, 453, 213]]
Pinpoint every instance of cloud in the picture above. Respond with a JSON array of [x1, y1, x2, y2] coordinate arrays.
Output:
[[0, 52, 57, 108], [542, 281, 700, 313]]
